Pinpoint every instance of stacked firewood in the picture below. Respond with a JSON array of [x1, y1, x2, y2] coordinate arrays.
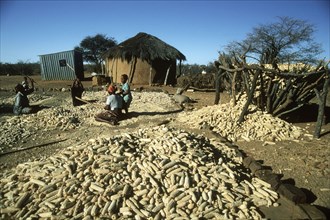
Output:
[[214, 55, 329, 138]]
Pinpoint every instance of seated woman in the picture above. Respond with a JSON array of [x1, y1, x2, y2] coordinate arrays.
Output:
[[13, 84, 32, 115], [95, 85, 123, 125]]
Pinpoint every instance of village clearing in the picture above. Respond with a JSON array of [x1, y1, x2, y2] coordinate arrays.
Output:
[[0, 75, 329, 219]]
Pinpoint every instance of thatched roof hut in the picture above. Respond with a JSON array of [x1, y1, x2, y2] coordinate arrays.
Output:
[[103, 32, 186, 85]]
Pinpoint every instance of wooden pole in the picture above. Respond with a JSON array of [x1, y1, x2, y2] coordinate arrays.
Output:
[[115, 59, 119, 83], [214, 69, 224, 104], [179, 60, 182, 78], [314, 69, 329, 138], [164, 65, 171, 85], [231, 71, 238, 105], [149, 66, 152, 86], [101, 60, 104, 75], [258, 71, 265, 111], [238, 69, 260, 124], [128, 57, 137, 84], [110, 59, 115, 82], [128, 59, 134, 83]]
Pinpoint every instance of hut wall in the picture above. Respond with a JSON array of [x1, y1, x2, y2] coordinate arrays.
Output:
[[39, 50, 84, 80], [106, 58, 176, 85]]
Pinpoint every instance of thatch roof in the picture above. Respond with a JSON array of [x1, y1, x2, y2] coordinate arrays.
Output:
[[103, 32, 186, 63]]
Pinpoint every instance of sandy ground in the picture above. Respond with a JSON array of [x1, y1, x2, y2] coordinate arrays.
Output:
[[0, 75, 329, 218]]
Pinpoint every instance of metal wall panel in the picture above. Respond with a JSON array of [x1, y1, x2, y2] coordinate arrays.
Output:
[[39, 50, 83, 80]]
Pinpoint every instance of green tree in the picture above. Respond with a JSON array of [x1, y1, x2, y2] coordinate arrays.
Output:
[[225, 16, 324, 67], [0, 61, 40, 76], [205, 62, 217, 73], [75, 34, 117, 72]]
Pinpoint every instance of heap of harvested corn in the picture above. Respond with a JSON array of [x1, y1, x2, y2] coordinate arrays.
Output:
[[0, 125, 278, 219], [0, 91, 179, 153], [178, 97, 305, 142]]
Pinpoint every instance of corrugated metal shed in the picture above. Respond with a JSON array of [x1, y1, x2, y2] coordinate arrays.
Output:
[[39, 50, 84, 80]]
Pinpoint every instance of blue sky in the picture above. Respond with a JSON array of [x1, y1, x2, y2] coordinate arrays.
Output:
[[1, 0, 329, 65]]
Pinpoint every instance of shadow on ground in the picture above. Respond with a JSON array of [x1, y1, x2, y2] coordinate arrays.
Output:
[[315, 206, 330, 219], [280, 103, 330, 124], [121, 108, 184, 120], [0, 104, 50, 115]]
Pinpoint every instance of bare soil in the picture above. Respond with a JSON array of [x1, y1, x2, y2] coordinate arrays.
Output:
[[0, 75, 329, 217]]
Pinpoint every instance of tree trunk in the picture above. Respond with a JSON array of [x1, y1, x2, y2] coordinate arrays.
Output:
[[214, 69, 224, 104], [238, 70, 260, 123]]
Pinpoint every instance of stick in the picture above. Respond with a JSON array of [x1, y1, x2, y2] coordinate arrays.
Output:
[[75, 96, 92, 104], [74, 97, 104, 108], [189, 87, 215, 92], [30, 97, 53, 106], [238, 69, 260, 124], [0, 139, 67, 156], [21, 74, 38, 85]]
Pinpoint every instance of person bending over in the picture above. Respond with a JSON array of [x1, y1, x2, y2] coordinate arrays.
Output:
[[71, 78, 85, 106], [13, 84, 32, 115]]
